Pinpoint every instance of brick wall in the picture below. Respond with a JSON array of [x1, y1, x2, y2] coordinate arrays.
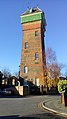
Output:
[[20, 20, 46, 89]]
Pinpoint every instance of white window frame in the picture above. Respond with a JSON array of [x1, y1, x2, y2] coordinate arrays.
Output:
[[24, 66, 28, 73], [35, 53, 39, 60], [35, 31, 38, 36], [25, 42, 28, 49]]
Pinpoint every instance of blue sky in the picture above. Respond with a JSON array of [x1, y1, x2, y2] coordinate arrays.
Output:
[[0, 0, 67, 74]]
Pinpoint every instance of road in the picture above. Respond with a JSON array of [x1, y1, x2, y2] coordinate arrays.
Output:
[[0, 95, 66, 119]]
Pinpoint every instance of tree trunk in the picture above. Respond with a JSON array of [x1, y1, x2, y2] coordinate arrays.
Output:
[[61, 93, 65, 105]]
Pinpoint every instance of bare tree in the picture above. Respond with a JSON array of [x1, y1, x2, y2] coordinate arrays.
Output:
[[2, 67, 11, 78], [63, 65, 67, 78], [13, 71, 19, 78], [46, 48, 57, 64], [46, 48, 63, 89]]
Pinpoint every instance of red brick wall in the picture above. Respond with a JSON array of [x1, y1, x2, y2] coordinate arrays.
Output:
[[20, 20, 46, 87]]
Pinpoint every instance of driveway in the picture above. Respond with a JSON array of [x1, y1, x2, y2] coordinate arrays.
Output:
[[0, 95, 66, 119]]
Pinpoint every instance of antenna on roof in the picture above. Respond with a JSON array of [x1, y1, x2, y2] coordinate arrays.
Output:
[[37, 4, 39, 8], [27, 0, 30, 10], [27, 6, 30, 10]]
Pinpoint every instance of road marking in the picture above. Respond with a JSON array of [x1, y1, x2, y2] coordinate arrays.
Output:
[[41, 102, 67, 118]]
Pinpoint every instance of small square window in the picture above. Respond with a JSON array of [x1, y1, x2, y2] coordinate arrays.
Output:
[[35, 31, 38, 36], [25, 42, 28, 49]]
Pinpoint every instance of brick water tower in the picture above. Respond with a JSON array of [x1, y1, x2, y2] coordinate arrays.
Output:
[[20, 7, 46, 93]]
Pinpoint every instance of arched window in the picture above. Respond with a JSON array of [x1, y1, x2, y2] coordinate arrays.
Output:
[[35, 53, 39, 60], [25, 42, 28, 49], [35, 31, 38, 36], [35, 78, 39, 86], [24, 66, 28, 73]]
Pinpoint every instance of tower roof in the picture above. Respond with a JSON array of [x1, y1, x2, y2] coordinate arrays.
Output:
[[22, 7, 42, 16], [20, 7, 47, 26]]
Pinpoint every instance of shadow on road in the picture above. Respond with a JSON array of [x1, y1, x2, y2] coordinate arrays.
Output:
[[0, 95, 23, 98], [0, 113, 66, 119], [0, 94, 61, 99]]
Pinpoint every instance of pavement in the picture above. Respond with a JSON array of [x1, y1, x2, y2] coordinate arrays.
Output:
[[42, 97, 67, 118]]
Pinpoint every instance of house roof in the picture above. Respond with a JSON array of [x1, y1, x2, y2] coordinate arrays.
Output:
[[21, 7, 42, 16], [59, 76, 66, 80], [7, 76, 18, 80], [0, 71, 3, 76]]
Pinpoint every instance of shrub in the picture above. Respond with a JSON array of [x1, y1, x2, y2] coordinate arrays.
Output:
[[58, 80, 67, 94]]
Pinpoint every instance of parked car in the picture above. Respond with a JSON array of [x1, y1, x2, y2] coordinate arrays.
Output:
[[1, 89, 11, 95]]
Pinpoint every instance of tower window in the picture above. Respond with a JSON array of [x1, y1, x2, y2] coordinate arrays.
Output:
[[35, 78, 39, 86], [35, 31, 38, 36], [35, 53, 39, 60], [24, 66, 28, 73], [25, 42, 28, 49]]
